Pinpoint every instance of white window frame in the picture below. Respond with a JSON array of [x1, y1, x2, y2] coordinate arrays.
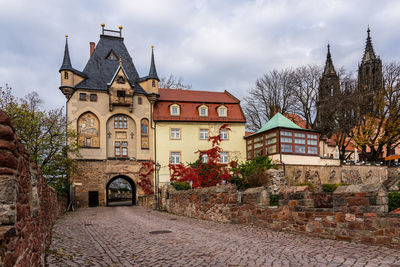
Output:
[[199, 106, 208, 117], [170, 105, 179, 116], [200, 129, 209, 140], [201, 153, 208, 163], [170, 152, 181, 165], [220, 151, 228, 164], [218, 107, 227, 117], [170, 128, 181, 140], [220, 129, 228, 140]]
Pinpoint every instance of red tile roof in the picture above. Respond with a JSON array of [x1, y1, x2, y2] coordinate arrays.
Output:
[[284, 113, 311, 129], [391, 208, 400, 214], [154, 89, 246, 123], [245, 131, 254, 136], [158, 88, 239, 103]]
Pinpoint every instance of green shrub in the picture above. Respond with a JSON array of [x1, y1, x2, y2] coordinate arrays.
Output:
[[230, 156, 276, 189], [269, 194, 279, 206], [389, 192, 400, 212], [171, 181, 191, 191], [295, 182, 315, 192], [322, 183, 349, 193]]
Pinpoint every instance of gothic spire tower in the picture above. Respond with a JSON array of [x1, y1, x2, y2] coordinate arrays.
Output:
[[317, 44, 340, 136], [357, 27, 383, 115]]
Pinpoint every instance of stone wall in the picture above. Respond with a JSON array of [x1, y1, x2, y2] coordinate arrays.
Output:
[[163, 183, 400, 249], [0, 111, 59, 266], [285, 165, 391, 190]]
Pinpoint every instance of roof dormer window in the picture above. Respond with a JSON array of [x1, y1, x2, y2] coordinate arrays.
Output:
[[107, 51, 118, 60], [218, 106, 227, 117], [170, 104, 180, 116], [117, 76, 125, 84], [199, 105, 208, 117]]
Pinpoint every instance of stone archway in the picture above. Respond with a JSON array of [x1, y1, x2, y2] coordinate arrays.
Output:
[[106, 175, 136, 206]]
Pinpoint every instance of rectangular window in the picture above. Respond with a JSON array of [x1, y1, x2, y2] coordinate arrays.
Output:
[[281, 131, 292, 136], [308, 147, 318, 154], [201, 154, 208, 163], [200, 129, 209, 140], [294, 139, 306, 144], [281, 144, 292, 153], [220, 152, 228, 163], [170, 152, 181, 164], [295, 145, 306, 154], [219, 108, 226, 117], [266, 145, 276, 154], [114, 116, 127, 129], [254, 148, 263, 157], [294, 133, 305, 138], [266, 132, 276, 139], [85, 138, 91, 147], [79, 93, 87, 101], [254, 142, 263, 149], [90, 94, 97, 102], [281, 137, 292, 143], [247, 145, 252, 150], [307, 140, 318, 145], [117, 90, 126, 97], [220, 129, 228, 140], [307, 134, 317, 139], [247, 151, 252, 159], [200, 107, 207, 116], [115, 141, 128, 157], [115, 142, 120, 156], [171, 106, 179, 115], [266, 137, 276, 145], [170, 128, 181, 139]]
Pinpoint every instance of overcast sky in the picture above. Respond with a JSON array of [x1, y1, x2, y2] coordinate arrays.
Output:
[[1, 0, 400, 110]]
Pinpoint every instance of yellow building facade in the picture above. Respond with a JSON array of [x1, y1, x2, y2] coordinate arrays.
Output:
[[59, 26, 247, 207]]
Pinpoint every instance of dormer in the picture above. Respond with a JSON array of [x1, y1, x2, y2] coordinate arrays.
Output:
[[138, 46, 159, 94], [169, 103, 180, 116], [217, 105, 227, 117], [198, 104, 208, 117], [108, 60, 134, 112]]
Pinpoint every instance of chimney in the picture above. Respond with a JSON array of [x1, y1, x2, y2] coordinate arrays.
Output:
[[90, 42, 95, 56]]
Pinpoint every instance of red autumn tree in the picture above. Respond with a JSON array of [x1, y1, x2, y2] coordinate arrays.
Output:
[[169, 124, 235, 188]]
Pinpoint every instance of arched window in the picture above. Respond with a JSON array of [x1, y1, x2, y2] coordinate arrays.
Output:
[[64, 72, 69, 80], [141, 119, 149, 149], [77, 112, 100, 148], [152, 80, 156, 87]]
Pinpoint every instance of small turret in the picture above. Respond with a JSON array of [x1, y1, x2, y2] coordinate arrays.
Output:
[[138, 46, 160, 94], [59, 35, 87, 99], [323, 44, 336, 75]]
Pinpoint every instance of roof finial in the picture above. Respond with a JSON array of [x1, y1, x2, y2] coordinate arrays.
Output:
[[119, 56, 122, 66], [101, 23, 105, 34], [367, 25, 370, 38], [65, 34, 68, 39]]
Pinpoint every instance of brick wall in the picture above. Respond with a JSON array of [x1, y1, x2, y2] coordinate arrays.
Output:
[[163, 183, 400, 249], [0, 111, 59, 267]]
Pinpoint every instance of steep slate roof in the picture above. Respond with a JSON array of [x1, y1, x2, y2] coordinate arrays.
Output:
[[256, 112, 302, 134], [59, 38, 87, 78], [147, 47, 159, 80], [153, 89, 245, 122], [75, 35, 146, 94]]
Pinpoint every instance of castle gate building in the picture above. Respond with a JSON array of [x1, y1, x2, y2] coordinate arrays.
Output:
[[59, 25, 159, 207]]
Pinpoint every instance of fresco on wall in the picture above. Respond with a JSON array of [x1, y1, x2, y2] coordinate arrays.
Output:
[[78, 112, 100, 147], [141, 119, 149, 149]]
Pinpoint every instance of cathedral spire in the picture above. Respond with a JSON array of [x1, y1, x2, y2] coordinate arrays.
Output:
[[148, 45, 159, 81], [362, 26, 377, 62], [323, 43, 336, 75]]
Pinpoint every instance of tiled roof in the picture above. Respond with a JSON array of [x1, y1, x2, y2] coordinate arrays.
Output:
[[284, 113, 310, 129], [256, 113, 302, 134], [153, 89, 245, 122], [245, 131, 254, 136], [158, 88, 239, 103], [390, 208, 400, 214]]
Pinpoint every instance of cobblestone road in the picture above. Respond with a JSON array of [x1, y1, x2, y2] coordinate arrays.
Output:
[[47, 206, 400, 267]]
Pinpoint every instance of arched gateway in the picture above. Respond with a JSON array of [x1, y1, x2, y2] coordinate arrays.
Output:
[[106, 175, 136, 206]]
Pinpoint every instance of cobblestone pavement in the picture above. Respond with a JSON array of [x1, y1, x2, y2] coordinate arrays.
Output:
[[47, 206, 400, 267]]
